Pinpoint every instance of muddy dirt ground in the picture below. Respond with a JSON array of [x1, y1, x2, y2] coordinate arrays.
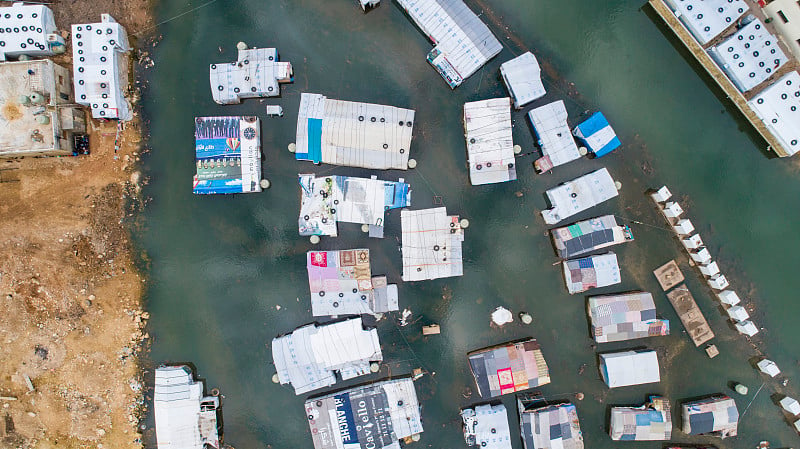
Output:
[[0, 1, 154, 449]]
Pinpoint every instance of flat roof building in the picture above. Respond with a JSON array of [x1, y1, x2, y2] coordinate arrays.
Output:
[[0, 3, 62, 61], [0, 59, 86, 157], [154, 365, 221, 449], [71, 14, 132, 120]]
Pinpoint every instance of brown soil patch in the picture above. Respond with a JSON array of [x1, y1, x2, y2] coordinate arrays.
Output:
[[2, 103, 22, 121], [0, 2, 153, 449]]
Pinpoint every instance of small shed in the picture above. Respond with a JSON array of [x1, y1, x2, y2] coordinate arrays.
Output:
[[735, 320, 759, 336], [699, 261, 720, 277], [681, 234, 703, 250], [500, 52, 546, 109], [707, 274, 729, 290], [599, 350, 661, 388], [673, 219, 695, 235], [572, 112, 621, 158], [781, 397, 800, 415], [650, 186, 672, 203], [663, 201, 684, 218], [717, 290, 741, 306], [726, 305, 749, 322], [757, 359, 781, 378]]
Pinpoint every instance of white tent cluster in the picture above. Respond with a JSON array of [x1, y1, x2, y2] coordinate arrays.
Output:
[[154, 366, 221, 449], [708, 18, 788, 93], [209, 47, 292, 105], [401, 207, 465, 281], [500, 52, 546, 109], [0, 3, 62, 61], [662, 0, 748, 45], [651, 185, 758, 337], [747, 71, 800, 156], [71, 14, 131, 120], [542, 168, 619, 225], [395, 0, 502, 88], [528, 101, 583, 173], [272, 317, 382, 395], [295, 93, 416, 170], [463, 98, 516, 185]]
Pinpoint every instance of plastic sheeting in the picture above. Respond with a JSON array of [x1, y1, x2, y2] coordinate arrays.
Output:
[[154, 366, 220, 449], [193, 116, 262, 195], [588, 292, 669, 343], [401, 207, 464, 281], [747, 71, 800, 156], [550, 215, 633, 259], [662, 0, 748, 45], [72, 15, 132, 120], [600, 350, 661, 388], [500, 52, 546, 109], [396, 0, 502, 88], [708, 18, 788, 93], [272, 318, 382, 395], [464, 98, 516, 185], [307, 249, 399, 316], [298, 174, 411, 237], [572, 112, 620, 158], [542, 168, 618, 225], [306, 378, 423, 449], [519, 401, 584, 449], [528, 101, 582, 173], [0, 3, 57, 61], [681, 396, 739, 438], [210, 47, 292, 105], [609, 396, 672, 441], [461, 404, 512, 449], [468, 339, 551, 398], [296, 93, 416, 169], [562, 252, 621, 295]]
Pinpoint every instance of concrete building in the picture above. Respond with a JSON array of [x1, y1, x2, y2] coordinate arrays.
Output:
[[764, 0, 800, 61], [0, 2, 64, 61], [0, 59, 86, 157], [71, 14, 132, 120]]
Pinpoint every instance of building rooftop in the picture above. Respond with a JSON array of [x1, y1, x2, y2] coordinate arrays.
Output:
[[400, 207, 465, 281], [210, 47, 292, 105], [468, 339, 550, 399], [305, 378, 423, 449], [193, 116, 262, 194], [653, 259, 685, 291], [500, 52, 546, 109], [609, 396, 672, 441], [306, 249, 398, 317], [708, 18, 789, 93], [599, 350, 661, 388], [662, 0, 748, 45], [681, 395, 738, 438], [763, 0, 800, 61], [550, 214, 633, 259], [272, 317, 382, 395], [572, 112, 621, 158], [395, 0, 502, 88], [528, 100, 582, 173], [747, 70, 800, 156], [542, 168, 618, 225], [665, 284, 715, 346], [298, 174, 411, 238], [519, 400, 584, 449], [562, 252, 621, 295], [295, 93, 415, 170], [461, 403, 512, 449], [0, 3, 59, 61], [154, 366, 220, 449], [588, 292, 669, 343], [463, 98, 516, 185], [71, 14, 131, 120]]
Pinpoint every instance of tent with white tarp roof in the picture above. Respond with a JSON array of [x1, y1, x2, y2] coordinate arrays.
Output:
[[295, 93, 416, 170], [500, 52, 546, 109], [401, 207, 465, 281], [528, 101, 582, 173], [463, 98, 516, 185], [209, 47, 292, 105], [272, 317, 382, 395], [600, 350, 661, 388], [780, 397, 800, 415], [757, 359, 781, 377], [542, 168, 618, 225], [0, 3, 61, 61], [662, 0, 748, 45], [461, 404, 512, 449], [154, 366, 220, 449], [747, 71, 800, 156], [395, 0, 502, 88]]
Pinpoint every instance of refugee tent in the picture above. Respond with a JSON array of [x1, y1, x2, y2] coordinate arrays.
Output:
[[572, 112, 621, 158], [599, 350, 661, 388], [500, 52, 546, 109]]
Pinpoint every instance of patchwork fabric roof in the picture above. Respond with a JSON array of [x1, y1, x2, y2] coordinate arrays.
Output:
[[461, 404, 512, 449], [588, 292, 669, 343], [550, 215, 633, 259], [610, 396, 672, 441], [681, 396, 739, 438], [468, 339, 550, 398], [519, 401, 584, 449], [562, 253, 621, 295]]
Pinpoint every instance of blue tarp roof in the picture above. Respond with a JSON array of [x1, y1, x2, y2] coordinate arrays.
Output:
[[573, 112, 621, 158]]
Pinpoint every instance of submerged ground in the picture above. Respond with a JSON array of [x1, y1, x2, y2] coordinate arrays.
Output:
[[138, 1, 800, 448]]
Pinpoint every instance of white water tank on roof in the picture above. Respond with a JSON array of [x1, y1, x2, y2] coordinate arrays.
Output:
[[663, 201, 684, 218], [673, 219, 694, 235], [690, 247, 712, 264], [29, 92, 45, 105], [682, 234, 703, 250], [651, 186, 671, 203], [699, 261, 720, 277], [717, 290, 741, 306]]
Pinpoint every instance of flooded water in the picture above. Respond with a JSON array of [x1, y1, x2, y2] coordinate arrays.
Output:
[[136, 0, 800, 448]]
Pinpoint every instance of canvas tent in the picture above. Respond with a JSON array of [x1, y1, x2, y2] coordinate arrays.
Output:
[[295, 93, 416, 170], [562, 253, 621, 295], [272, 317, 382, 395], [461, 404, 512, 449], [401, 207, 465, 281], [542, 168, 618, 225], [588, 292, 669, 343], [528, 101, 582, 173], [463, 98, 516, 185], [467, 339, 550, 398], [599, 350, 661, 388], [681, 396, 738, 438], [780, 397, 800, 415], [500, 52, 546, 109], [756, 359, 781, 377], [210, 47, 292, 105], [609, 396, 672, 441]]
